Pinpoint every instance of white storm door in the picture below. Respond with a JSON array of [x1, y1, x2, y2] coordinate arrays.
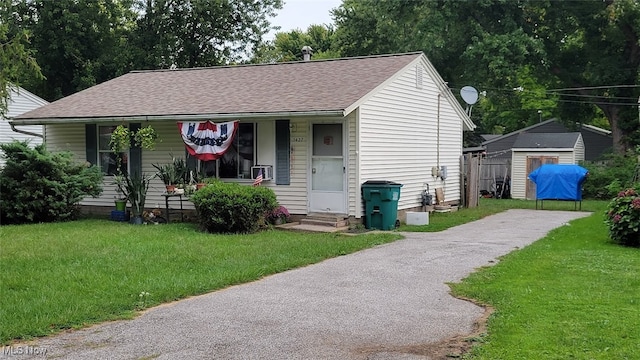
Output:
[[309, 123, 346, 213]]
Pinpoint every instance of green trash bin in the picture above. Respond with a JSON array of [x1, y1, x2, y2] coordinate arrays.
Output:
[[361, 180, 403, 230]]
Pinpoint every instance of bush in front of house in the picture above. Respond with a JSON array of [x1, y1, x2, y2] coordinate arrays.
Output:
[[605, 188, 640, 247], [189, 180, 278, 233], [0, 141, 103, 224]]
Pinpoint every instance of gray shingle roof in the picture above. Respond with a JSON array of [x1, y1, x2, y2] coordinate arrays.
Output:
[[15, 53, 422, 121], [512, 132, 581, 149]]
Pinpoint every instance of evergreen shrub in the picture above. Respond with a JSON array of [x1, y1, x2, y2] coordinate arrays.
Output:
[[0, 141, 103, 224], [190, 180, 278, 233]]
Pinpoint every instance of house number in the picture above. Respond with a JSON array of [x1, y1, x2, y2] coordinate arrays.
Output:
[[293, 137, 305, 142]]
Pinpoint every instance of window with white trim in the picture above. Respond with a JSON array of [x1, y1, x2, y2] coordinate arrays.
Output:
[[98, 125, 128, 176]]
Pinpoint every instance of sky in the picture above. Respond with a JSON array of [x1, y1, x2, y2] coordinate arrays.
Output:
[[267, 0, 342, 39]]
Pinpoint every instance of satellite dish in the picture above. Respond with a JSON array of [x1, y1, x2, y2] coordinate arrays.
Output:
[[460, 86, 479, 105]]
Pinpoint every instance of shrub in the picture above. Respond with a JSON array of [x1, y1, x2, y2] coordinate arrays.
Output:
[[189, 181, 278, 233], [0, 141, 103, 224], [605, 188, 640, 247], [582, 149, 639, 199]]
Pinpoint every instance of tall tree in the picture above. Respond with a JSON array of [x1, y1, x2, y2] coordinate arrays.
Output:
[[12, 0, 135, 101], [130, 0, 283, 69], [332, 0, 640, 153], [0, 0, 41, 116]]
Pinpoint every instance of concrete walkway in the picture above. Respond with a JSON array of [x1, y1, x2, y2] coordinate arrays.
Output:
[[6, 209, 590, 359]]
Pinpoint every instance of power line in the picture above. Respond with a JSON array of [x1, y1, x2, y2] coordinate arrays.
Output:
[[548, 84, 640, 91]]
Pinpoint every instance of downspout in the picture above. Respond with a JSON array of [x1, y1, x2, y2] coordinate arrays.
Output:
[[10, 122, 44, 139], [436, 93, 441, 169]]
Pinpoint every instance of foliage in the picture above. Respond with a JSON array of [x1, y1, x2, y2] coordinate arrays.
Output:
[[190, 181, 278, 233], [130, 0, 283, 69], [0, 0, 42, 116], [152, 162, 178, 186], [114, 172, 151, 220], [109, 124, 158, 153], [0, 141, 103, 224], [133, 125, 158, 150], [605, 188, 640, 247], [330, 0, 640, 153], [11, 0, 136, 101], [265, 205, 290, 224], [581, 150, 640, 199], [109, 124, 157, 221], [252, 24, 340, 63]]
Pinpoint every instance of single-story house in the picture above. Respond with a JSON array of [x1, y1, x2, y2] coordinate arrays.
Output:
[[510, 132, 585, 200], [11, 52, 475, 221], [0, 86, 48, 167]]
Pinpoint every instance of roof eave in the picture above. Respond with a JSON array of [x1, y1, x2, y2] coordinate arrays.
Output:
[[513, 147, 575, 151], [10, 110, 346, 125]]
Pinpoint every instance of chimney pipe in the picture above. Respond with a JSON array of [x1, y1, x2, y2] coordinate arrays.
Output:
[[301, 46, 313, 61]]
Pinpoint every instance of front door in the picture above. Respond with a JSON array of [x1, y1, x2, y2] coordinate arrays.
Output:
[[309, 123, 346, 213]]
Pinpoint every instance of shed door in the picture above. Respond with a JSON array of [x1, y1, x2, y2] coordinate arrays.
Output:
[[309, 123, 346, 214], [526, 156, 558, 199]]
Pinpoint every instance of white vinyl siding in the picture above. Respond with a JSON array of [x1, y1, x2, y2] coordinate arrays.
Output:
[[575, 135, 585, 162], [357, 57, 463, 215], [1, 88, 47, 166], [270, 117, 308, 215]]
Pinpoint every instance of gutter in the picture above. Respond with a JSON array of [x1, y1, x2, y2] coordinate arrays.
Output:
[[9, 121, 44, 139], [10, 110, 346, 126]]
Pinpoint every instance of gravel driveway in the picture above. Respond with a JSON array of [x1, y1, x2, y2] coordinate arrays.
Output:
[[4, 209, 590, 360]]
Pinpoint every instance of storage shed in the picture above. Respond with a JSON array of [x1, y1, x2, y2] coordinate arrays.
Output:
[[528, 164, 588, 209], [510, 132, 584, 200]]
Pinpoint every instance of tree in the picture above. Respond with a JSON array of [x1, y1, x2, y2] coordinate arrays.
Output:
[[130, 0, 283, 69], [12, 0, 136, 101], [331, 0, 640, 153], [252, 24, 340, 63], [0, 0, 42, 117]]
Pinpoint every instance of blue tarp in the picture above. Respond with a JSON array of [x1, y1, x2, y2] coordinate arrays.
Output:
[[528, 164, 588, 201]]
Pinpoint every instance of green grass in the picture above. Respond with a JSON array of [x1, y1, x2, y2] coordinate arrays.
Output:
[[0, 221, 401, 344], [450, 202, 640, 359]]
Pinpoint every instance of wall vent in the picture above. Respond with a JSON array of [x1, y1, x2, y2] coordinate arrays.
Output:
[[416, 65, 423, 89]]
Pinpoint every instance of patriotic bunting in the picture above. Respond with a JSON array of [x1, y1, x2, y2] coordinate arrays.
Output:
[[177, 120, 239, 161]]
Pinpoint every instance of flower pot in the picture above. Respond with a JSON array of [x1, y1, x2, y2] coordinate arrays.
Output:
[[196, 183, 206, 190], [115, 199, 127, 211], [130, 216, 144, 225], [165, 185, 176, 193]]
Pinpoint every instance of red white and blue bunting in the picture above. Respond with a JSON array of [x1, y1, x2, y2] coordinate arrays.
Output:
[[177, 120, 239, 161]]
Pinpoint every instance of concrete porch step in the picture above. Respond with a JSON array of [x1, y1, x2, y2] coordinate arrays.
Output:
[[300, 213, 349, 228]]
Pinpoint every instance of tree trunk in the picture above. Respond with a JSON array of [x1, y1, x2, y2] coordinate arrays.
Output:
[[600, 104, 627, 154]]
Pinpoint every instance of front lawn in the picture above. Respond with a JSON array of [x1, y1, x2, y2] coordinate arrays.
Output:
[[0, 221, 401, 344], [450, 203, 640, 359]]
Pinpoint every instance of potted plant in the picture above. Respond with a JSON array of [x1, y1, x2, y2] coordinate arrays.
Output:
[[115, 173, 151, 224], [110, 124, 157, 224], [266, 205, 290, 225], [153, 163, 179, 193], [193, 168, 208, 190]]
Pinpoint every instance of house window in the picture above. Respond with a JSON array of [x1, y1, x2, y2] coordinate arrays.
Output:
[[98, 125, 128, 176], [190, 122, 255, 179]]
